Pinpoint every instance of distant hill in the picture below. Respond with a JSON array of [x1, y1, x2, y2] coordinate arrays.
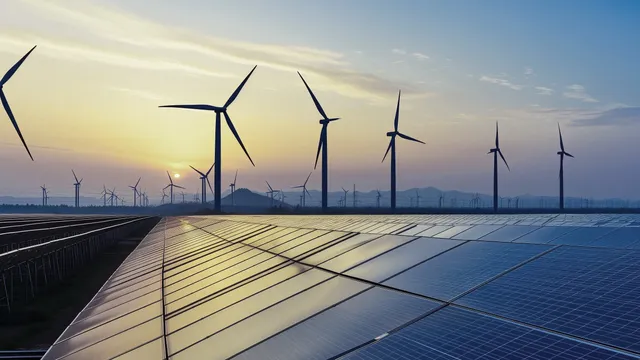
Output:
[[221, 188, 292, 209]]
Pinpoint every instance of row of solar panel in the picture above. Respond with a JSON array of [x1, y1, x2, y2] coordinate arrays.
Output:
[[42, 217, 640, 359]]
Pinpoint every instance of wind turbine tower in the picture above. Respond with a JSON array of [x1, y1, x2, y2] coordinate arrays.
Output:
[[40, 185, 48, 206], [341, 187, 349, 208], [230, 170, 238, 206], [189, 162, 214, 204], [164, 171, 185, 204], [160, 66, 257, 212], [129, 177, 141, 207], [557, 123, 574, 210], [292, 172, 312, 207], [72, 170, 82, 208], [376, 190, 382, 208], [382, 91, 425, 210], [298, 72, 341, 211], [488, 122, 510, 212]]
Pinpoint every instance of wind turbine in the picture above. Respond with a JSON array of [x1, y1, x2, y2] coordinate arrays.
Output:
[[160, 65, 257, 212], [161, 189, 168, 205], [99, 185, 108, 207], [40, 185, 48, 206], [189, 162, 214, 204], [164, 171, 185, 204], [382, 91, 425, 210], [72, 170, 82, 208], [229, 170, 238, 206], [180, 191, 186, 203], [129, 177, 141, 207], [108, 188, 116, 207], [488, 122, 509, 212], [557, 123, 574, 210], [1, 45, 36, 161], [415, 190, 421, 208], [376, 189, 382, 208], [292, 172, 312, 207], [298, 72, 341, 211], [266, 181, 277, 207], [341, 187, 349, 208]]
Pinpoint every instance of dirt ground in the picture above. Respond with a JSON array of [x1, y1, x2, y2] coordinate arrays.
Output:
[[0, 240, 138, 350]]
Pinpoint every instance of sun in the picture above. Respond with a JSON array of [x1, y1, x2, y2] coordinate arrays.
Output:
[[174, 173, 180, 178]]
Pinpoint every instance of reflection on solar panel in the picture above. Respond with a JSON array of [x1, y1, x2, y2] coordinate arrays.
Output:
[[42, 214, 640, 359]]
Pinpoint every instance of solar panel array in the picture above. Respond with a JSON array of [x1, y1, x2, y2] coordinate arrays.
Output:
[[42, 214, 640, 359]]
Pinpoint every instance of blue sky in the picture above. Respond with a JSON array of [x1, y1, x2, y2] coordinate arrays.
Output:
[[0, 0, 639, 202]]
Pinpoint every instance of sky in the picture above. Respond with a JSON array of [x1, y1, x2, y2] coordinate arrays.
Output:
[[1, 0, 640, 202]]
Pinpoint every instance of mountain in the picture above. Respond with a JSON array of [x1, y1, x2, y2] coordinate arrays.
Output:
[[221, 188, 292, 209]]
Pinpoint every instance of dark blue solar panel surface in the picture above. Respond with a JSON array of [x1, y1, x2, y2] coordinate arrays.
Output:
[[514, 226, 577, 244], [479, 225, 539, 242], [342, 307, 635, 360], [456, 247, 640, 353], [234, 287, 441, 360], [383, 241, 551, 300]]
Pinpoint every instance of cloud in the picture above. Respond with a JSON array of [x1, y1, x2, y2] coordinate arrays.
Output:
[[572, 106, 640, 126], [392, 49, 407, 55], [0, 141, 73, 152], [563, 84, 598, 103], [17, 0, 431, 103], [524, 67, 534, 77], [412, 52, 429, 61], [499, 104, 640, 127], [535, 86, 554, 95], [393, 60, 405, 64], [354, 50, 363, 55], [110, 87, 165, 101], [479, 75, 523, 91]]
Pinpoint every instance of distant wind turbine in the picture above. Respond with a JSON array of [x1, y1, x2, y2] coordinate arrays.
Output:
[[415, 190, 421, 208], [160, 65, 257, 211], [557, 123, 574, 210], [129, 177, 141, 207], [108, 188, 116, 207], [298, 72, 341, 211], [292, 172, 312, 207], [488, 122, 509, 212], [164, 171, 185, 204], [100, 185, 108, 207], [229, 170, 238, 206], [72, 170, 82, 208], [161, 189, 168, 205], [189, 162, 214, 204], [40, 185, 48, 206], [266, 181, 277, 207], [376, 189, 382, 208], [341, 187, 349, 208], [382, 90, 425, 210], [1, 45, 36, 161]]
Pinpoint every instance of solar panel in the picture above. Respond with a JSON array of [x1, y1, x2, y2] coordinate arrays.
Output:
[[588, 227, 640, 249], [478, 225, 539, 242], [548, 226, 616, 246], [514, 226, 577, 244], [342, 306, 635, 359], [452, 224, 504, 240], [383, 241, 551, 300], [456, 246, 640, 353], [233, 287, 441, 360]]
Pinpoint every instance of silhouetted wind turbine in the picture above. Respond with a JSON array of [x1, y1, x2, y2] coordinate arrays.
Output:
[[164, 171, 184, 204], [266, 181, 276, 207], [415, 190, 421, 208], [161, 189, 168, 205], [40, 185, 48, 206], [72, 170, 82, 208], [100, 185, 108, 207], [488, 122, 509, 212], [189, 162, 214, 204], [341, 187, 349, 208], [292, 172, 312, 207], [376, 190, 382, 208], [1, 46, 36, 161], [382, 90, 425, 210], [557, 123, 574, 210], [129, 177, 141, 207], [298, 72, 341, 211], [108, 188, 116, 207], [229, 170, 238, 206], [160, 65, 257, 212]]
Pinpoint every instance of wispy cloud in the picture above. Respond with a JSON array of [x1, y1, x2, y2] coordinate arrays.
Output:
[[524, 67, 534, 77], [573, 106, 640, 126], [0, 141, 73, 152], [479, 75, 523, 91], [16, 0, 431, 103], [393, 60, 405, 64], [110, 87, 165, 101], [392, 49, 407, 55], [412, 52, 429, 61], [535, 86, 554, 95], [499, 104, 640, 127], [563, 84, 598, 103]]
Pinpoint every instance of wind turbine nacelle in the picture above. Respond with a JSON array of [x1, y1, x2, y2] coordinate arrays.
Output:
[[386, 131, 396, 137], [488, 148, 497, 153], [557, 151, 563, 155]]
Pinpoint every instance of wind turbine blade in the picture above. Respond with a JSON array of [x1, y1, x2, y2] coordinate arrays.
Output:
[[397, 132, 425, 144], [135, 177, 141, 188], [499, 149, 510, 171], [558, 123, 565, 151], [206, 176, 213, 194], [167, 171, 173, 184], [234, 169, 238, 184], [189, 165, 206, 177], [305, 188, 312, 198], [79, 178, 83, 183], [175, 185, 185, 190], [495, 121, 499, 148], [565, 152, 574, 158], [72, 169, 78, 183], [266, 181, 273, 191], [224, 65, 257, 108], [223, 112, 254, 166], [206, 162, 215, 176], [297, 72, 328, 119], [292, 185, 304, 189], [304, 172, 312, 186], [314, 127, 325, 169], [0, 45, 36, 86], [0, 90, 33, 160], [382, 139, 393, 162], [163, 184, 170, 190], [158, 104, 218, 111], [394, 90, 401, 131]]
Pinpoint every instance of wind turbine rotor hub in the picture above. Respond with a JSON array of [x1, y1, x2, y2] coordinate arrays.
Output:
[[386, 131, 396, 137]]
